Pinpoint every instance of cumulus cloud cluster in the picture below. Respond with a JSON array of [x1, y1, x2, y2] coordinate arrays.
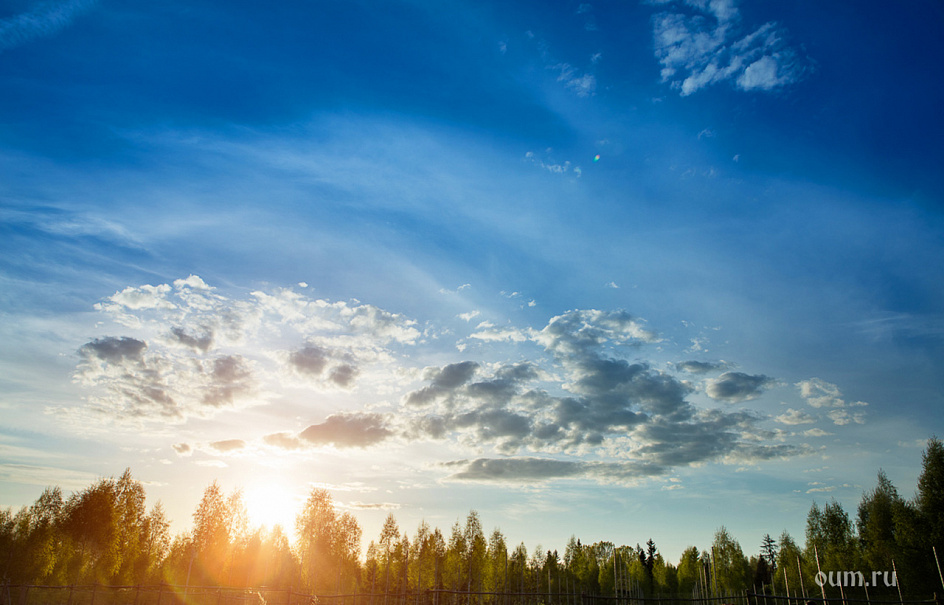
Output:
[[264, 413, 393, 450], [71, 276, 420, 423], [75, 277, 864, 486], [796, 378, 868, 425], [650, 0, 806, 96], [259, 308, 806, 482]]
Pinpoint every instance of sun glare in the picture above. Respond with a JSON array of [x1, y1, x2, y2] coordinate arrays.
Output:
[[243, 481, 299, 534]]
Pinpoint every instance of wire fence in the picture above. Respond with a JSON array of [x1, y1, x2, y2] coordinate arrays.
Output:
[[1, 586, 940, 605]]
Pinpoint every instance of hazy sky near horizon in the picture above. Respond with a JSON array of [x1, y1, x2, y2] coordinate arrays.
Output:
[[2, 0, 943, 561]]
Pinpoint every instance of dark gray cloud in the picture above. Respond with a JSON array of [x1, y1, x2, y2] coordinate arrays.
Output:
[[328, 364, 358, 388], [202, 355, 254, 407], [632, 410, 751, 467], [568, 358, 694, 419], [706, 371, 777, 403], [431, 361, 480, 388], [443, 457, 585, 482], [79, 336, 147, 364], [404, 362, 550, 452], [74, 334, 256, 421], [288, 344, 360, 389], [403, 361, 480, 406], [404, 310, 801, 483], [289, 345, 330, 375], [75, 336, 182, 419], [170, 327, 213, 352], [452, 408, 533, 454], [442, 457, 666, 483], [676, 360, 732, 374], [293, 412, 393, 448]]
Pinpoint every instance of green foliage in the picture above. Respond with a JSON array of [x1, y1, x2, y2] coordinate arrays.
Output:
[[917, 436, 944, 555], [295, 488, 361, 594], [773, 531, 808, 599], [675, 546, 702, 596], [4, 441, 944, 598], [710, 526, 751, 595], [805, 498, 860, 580], [856, 469, 904, 572]]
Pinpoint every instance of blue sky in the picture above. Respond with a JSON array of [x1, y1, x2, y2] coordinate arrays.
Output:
[[2, 0, 943, 562]]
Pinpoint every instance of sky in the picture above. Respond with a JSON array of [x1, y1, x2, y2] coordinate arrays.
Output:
[[1, 0, 943, 563]]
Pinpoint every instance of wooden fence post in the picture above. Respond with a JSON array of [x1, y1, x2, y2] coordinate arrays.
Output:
[[892, 560, 903, 605], [935, 547, 944, 594]]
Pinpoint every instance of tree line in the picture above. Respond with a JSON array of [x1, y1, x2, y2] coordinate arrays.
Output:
[[2, 438, 943, 599]]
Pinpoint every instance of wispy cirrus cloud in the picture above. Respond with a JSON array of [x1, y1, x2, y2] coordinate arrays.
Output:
[[649, 0, 807, 96], [0, 0, 98, 53], [551, 63, 597, 97]]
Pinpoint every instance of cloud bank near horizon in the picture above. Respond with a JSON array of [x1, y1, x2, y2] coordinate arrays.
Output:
[[67, 277, 866, 486]]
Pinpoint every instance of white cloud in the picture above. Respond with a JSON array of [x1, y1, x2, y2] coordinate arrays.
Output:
[[524, 151, 583, 177], [827, 409, 866, 426], [174, 275, 212, 290], [469, 326, 528, 343], [776, 408, 815, 425], [68, 278, 861, 488], [797, 379, 869, 424], [108, 284, 175, 310], [738, 54, 792, 91], [650, 0, 804, 96], [67, 276, 422, 425], [440, 283, 471, 295], [553, 63, 597, 97]]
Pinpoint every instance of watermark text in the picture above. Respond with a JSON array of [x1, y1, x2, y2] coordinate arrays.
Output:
[[813, 571, 897, 588]]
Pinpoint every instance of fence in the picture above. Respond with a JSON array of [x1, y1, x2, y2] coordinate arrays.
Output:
[[1, 586, 940, 605]]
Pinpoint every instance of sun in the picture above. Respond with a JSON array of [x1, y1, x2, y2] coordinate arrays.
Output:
[[243, 481, 300, 534]]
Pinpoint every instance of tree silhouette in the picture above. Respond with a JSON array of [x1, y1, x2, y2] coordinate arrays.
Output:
[[4, 439, 944, 598]]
